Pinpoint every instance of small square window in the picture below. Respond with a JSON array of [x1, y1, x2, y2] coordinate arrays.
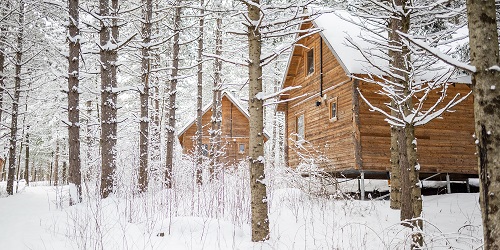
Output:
[[329, 98, 338, 121], [239, 144, 245, 153], [296, 113, 305, 141], [306, 49, 314, 75]]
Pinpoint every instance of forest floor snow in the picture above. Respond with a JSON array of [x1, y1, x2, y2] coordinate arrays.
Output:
[[0, 182, 484, 250]]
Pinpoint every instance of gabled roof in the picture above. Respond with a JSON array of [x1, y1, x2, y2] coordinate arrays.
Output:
[[281, 7, 471, 92], [178, 91, 270, 139]]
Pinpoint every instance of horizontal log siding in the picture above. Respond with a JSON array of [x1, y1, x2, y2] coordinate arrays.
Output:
[[283, 33, 356, 172], [179, 96, 250, 165], [358, 81, 476, 174]]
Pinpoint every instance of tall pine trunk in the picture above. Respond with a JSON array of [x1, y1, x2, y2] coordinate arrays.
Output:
[[0, 0, 8, 131], [7, 0, 24, 195], [210, 5, 222, 178], [23, 130, 29, 186], [195, 0, 204, 184], [246, 0, 269, 241], [68, 0, 82, 204], [388, 1, 422, 233], [138, 0, 152, 192], [54, 141, 60, 186], [165, 1, 181, 188], [100, 0, 119, 198], [466, 0, 500, 248]]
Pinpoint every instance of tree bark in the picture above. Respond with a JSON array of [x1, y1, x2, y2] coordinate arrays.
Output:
[[7, 0, 24, 195], [389, 107, 401, 209], [388, 1, 423, 233], [85, 100, 93, 183], [100, 0, 119, 198], [387, 1, 407, 211], [165, 0, 181, 188], [150, 0, 161, 179], [54, 141, 60, 186], [138, 0, 152, 192], [246, 0, 270, 241], [68, 0, 82, 204], [24, 130, 29, 186], [62, 161, 67, 185], [0, 0, 8, 130], [210, 2, 222, 178], [466, 0, 500, 248], [195, 0, 205, 185]]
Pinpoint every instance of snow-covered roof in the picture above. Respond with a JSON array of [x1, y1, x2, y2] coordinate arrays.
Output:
[[178, 91, 270, 139], [293, 7, 471, 83], [312, 8, 387, 76]]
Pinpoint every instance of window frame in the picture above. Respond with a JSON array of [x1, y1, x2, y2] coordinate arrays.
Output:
[[306, 48, 314, 76], [295, 112, 305, 141], [238, 143, 245, 154], [328, 97, 338, 122]]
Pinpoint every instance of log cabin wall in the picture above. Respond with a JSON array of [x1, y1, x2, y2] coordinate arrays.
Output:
[[179, 95, 251, 165], [282, 32, 356, 172], [357, 81, 477, 175]]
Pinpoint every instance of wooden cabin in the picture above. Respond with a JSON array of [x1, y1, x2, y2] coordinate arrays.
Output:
[[178, 91, 269, 165], [278, 10, 477, 180]]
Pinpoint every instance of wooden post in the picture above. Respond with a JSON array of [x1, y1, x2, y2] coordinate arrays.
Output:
[[446, 173, 451, 194], [360, 171, 365, 200]]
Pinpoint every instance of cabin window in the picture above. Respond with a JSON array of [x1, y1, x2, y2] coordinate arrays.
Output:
[[296, 113, 305, 141], [306, 48, 314, 75], [328, 98, 338, 122], [239, 144, 245, 153]]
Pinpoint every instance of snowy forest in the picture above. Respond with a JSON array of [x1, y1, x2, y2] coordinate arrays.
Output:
[[0, 0, 499, 249]]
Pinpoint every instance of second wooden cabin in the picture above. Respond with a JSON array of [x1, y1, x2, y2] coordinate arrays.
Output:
[[179, 91, 269, 165], [278, 9, 477, 181]]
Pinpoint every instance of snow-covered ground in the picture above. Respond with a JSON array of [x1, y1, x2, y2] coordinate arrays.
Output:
[[0, 180, 483, 250]]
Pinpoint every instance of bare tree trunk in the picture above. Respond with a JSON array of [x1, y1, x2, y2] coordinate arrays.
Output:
[[85, 100, 93, 183], [62, 161, 68, 185], [389, 108, 401, 209], [466, 0, 500, 248], [54, 141, 60, 186], [7, 0, 24, 195], [210, 2, 223, 178], [388, 3, 406, 211], [31, 162, 36, 183], [195, 0, 204, 185], [15, 138, 23, 192], [388, 1, 423, 235], [100, 0, 119, 198], [246, 0, 269, 241], [0, 6, 6, 130], [164, 0, 181, 188], [0, 0, 10, 131], [150, 0, 161, 180], [138, 0, 152, 192], [49, 154, 53, 186], [68, 0, 82, 204], [24, 130, 29, 186]]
